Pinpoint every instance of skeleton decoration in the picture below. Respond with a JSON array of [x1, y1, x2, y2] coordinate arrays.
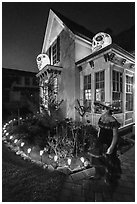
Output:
[[91, 32, 112, 53], [36, 54, 50, 71]]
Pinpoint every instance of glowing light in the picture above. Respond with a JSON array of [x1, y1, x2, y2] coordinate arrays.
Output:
[[21, 142, 25, 147], [54, 155, 58, 162], [84, 161, 89, 167], [67, 158, 71, 166], [20, 117, 22, 120], [14, 139, 18, 144], [80, 157, 85, 163], [3, 130, 6, 133], [10, 136, 13, 139], [5, 133, 9, 136], [14, 119, 16, 121], [27, 148, 31, 154], [40, 150, 44, 156]]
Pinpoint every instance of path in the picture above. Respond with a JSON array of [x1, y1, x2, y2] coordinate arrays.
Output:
[[58, 145, 135, 202]]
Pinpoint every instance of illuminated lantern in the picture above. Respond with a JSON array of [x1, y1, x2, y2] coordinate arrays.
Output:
[[27, 148, 31, 156], [40, 150, 44, 162], [21, 142, 25, 147], [40, 150, 44, 156], [14, 139, 18, 144]]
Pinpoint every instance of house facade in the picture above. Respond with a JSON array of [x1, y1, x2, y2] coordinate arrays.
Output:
[[36, 9, 135, 129], [3, 68, 39, 119]]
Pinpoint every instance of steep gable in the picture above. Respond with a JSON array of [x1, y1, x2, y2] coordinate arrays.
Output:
[[42, 9, 65, 53], [42, 9, 94, 53]]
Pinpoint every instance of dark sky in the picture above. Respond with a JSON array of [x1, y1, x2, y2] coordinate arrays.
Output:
[[2, 2, 135, 73]]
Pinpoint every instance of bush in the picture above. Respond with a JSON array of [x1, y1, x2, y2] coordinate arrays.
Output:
[[11, 114, 98, 155]]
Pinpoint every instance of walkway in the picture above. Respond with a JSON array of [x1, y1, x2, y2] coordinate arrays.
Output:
[[58, 145, 135, 202]]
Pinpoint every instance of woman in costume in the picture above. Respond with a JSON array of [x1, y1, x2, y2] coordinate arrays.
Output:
[[94, 101, 122, 184]]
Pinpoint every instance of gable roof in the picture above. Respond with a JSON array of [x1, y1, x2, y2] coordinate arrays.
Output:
[[51, 9, 94, 42]]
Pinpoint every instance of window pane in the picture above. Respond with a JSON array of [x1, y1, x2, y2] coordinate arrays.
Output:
[[95, 71, 104, 104]]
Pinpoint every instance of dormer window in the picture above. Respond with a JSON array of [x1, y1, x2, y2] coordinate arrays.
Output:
[[48, 36, 60, 65]]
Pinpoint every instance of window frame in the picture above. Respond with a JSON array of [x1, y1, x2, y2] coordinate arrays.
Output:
[[126, 75, 133, 111], [112, 70, 123, 113], [83, 74, 91, 111], [94, 70, 105, 113], [49, 36, 60, 65]]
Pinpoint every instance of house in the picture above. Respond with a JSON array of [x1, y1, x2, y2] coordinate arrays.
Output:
[[2, 67, 39, 120], [36, 9, 135, 130]]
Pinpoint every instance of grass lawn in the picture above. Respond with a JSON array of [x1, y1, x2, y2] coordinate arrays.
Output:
[[2, 143, 66, 202]]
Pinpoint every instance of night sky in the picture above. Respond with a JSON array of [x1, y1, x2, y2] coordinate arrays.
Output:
[[2, 2, 135, 73]]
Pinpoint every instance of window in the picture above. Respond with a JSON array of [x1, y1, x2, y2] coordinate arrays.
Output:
[[84, 74, 91, 111], [112, 70, 123, 113], [25, 77, 30, 86], [49, 36, 60, 65], [126, 75, 133, 111], [95, 71, 105, 102], [94, 71, 105, 113]]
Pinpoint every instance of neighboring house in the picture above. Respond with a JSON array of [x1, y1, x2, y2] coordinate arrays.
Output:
[[36, 9, 135, 129], [2, 67, 39, 119]]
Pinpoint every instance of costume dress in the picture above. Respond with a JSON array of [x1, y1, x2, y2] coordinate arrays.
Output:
[[96, 112, 122, 183]]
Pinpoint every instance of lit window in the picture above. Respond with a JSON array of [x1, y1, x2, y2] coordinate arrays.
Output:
[[84, 74, 91, 111], [95, 70, 105, 113], [126, 75, 133, 111], [95, 71, 105, 102], [112, 70, 122, 113]]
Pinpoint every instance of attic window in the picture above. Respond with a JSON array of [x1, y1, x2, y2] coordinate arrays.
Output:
[[51, 36, 60, 65]]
